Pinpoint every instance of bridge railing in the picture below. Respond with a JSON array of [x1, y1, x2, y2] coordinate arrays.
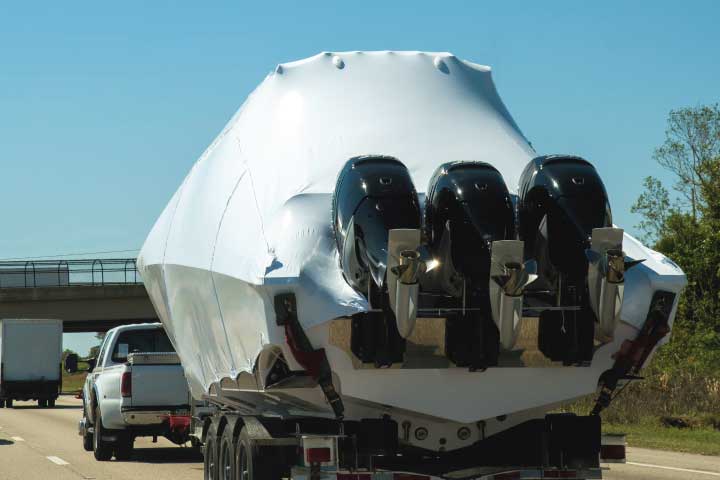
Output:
[[0, 258, 142, 288]]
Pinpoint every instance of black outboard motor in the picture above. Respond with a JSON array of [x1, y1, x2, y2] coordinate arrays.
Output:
[[425, 161, 516, 281], [332, 155, 421, 366], [424, 161, 516, 369], [517, 155, 612, 365]]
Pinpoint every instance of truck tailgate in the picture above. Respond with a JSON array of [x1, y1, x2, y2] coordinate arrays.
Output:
[[127, 353, 189, 408]]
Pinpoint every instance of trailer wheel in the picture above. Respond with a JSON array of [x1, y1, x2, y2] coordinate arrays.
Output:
[[235, 427, 282, 480], [93, 407, 113, 461], [39, 399, 47, 408], [0, 399, 5, 408], [218, 426, 235, 480], [204, 422, 219, 480], [48, 398, 56, 408], [6, 399, 13, 408]]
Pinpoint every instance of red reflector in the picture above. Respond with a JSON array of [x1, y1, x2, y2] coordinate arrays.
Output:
[[168, 415, 191, 433], [494, 472, 521, 480], [336, 475, 372, 480], [393, 475, 430, 480], [601, 444, 626, 461], [120, 372, 132, 397], [306, 447, 331, 463], [543, 470, 577, 478]]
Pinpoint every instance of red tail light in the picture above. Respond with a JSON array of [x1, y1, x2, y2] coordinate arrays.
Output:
[[121, 372, 132, 397], [394, 474, 430, 480], [543, 470, 577, 478], [305, 447, 331, 463]]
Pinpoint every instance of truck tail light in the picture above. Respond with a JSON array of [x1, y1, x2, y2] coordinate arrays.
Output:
[[121, 372, 132, 397], [306, 447, 331, 463], [302, 436, 336, 466], [393, 474, 430, 480]]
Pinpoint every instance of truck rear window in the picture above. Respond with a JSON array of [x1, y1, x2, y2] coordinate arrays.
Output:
[[111, 329, 175, 362]]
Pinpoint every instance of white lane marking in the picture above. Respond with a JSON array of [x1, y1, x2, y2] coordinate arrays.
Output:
[[46, 456, 69, 465], [627, 461, 720, 477], [11, 436, 24, 442]]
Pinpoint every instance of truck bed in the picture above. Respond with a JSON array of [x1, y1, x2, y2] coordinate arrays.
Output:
[[125, 352, 189, 409]]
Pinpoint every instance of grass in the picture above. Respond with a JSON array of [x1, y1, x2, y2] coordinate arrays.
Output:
[[62, 371, 87, 394], [61, 362, 89, 394], [603, 421, 720, 456], [558, 365, 720, 457]]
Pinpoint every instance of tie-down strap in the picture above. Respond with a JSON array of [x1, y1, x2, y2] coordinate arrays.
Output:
[[274, 293, 345, 419]]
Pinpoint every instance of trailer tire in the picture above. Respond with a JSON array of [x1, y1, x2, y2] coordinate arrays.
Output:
[[218, 425, 235, 480], [0, 399, 5, 408], [204, 422, 219, 480], [48, 398, 56, 408], [235, 427, 282, 480], [6, 399, 13, 408], [93, 407, 113, 461], [39, 399, 47, 408]]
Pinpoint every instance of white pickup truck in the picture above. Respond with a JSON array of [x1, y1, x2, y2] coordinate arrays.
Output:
[[79, 323, 192, 461]]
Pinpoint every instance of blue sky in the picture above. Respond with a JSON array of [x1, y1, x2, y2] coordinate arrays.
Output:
[[1, 1, 718, 354]]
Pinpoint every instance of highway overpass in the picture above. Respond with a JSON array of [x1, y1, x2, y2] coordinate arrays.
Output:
[[0, 259, 158, 332]]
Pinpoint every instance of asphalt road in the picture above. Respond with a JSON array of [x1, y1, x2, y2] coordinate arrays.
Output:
[[0, 396, 202, 480], [0, 396, 718, 479]]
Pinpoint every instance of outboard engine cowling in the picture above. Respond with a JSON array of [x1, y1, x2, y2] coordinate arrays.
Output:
[[517, 155, 612, 276], [517, 155, 616, 364], [425, 161, 515, 283], [332, 155, 422, 366], [424, 161, 519, 368], [333, 155, 422, 291]]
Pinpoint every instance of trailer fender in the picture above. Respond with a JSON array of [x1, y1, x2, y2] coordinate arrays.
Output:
[[201, 416, 214, 444], [239, 416, 273, 441]]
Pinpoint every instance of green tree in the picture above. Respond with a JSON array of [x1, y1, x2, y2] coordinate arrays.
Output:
[[62, 348, 78, 362], [630, 176, 672, 245], [87, 332, 106, 359], [653, 104, 720, 221], [633, 104, 720, 373]]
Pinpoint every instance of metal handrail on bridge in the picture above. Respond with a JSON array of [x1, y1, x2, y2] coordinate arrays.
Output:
[[0, 258, 141, 288]]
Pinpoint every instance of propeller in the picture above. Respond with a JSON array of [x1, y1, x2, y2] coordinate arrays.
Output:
[[491, 259, 538, 296]]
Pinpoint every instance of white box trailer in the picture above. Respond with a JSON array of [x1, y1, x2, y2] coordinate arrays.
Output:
[[0, 319, 63, 408]]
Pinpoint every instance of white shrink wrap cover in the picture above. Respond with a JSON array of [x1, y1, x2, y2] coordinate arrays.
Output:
[[139, 52, 685, 422]]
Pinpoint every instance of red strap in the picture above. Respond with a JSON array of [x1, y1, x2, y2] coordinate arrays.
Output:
[[284, 323, 326, 380]]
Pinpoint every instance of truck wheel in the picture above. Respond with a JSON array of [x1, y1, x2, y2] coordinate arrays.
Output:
[[190, 436, 203, 449], [114, 432, 134, 460], [48, 398, 56, 408], [39, 399, 47, 408], [6, 399, 13, 408], [204, 422, 219, 480], [235, 427, 282, 480], [93, 407, 113, 461], [82, 421, 93, 452], [0, 399, 5, 408], [218, 426, 235, 480]]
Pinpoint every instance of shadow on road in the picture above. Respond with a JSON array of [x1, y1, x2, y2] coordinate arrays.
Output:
[[126, 447, 203, 464], [0, 439, 14, 446], [7, 405, 82, 410]]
